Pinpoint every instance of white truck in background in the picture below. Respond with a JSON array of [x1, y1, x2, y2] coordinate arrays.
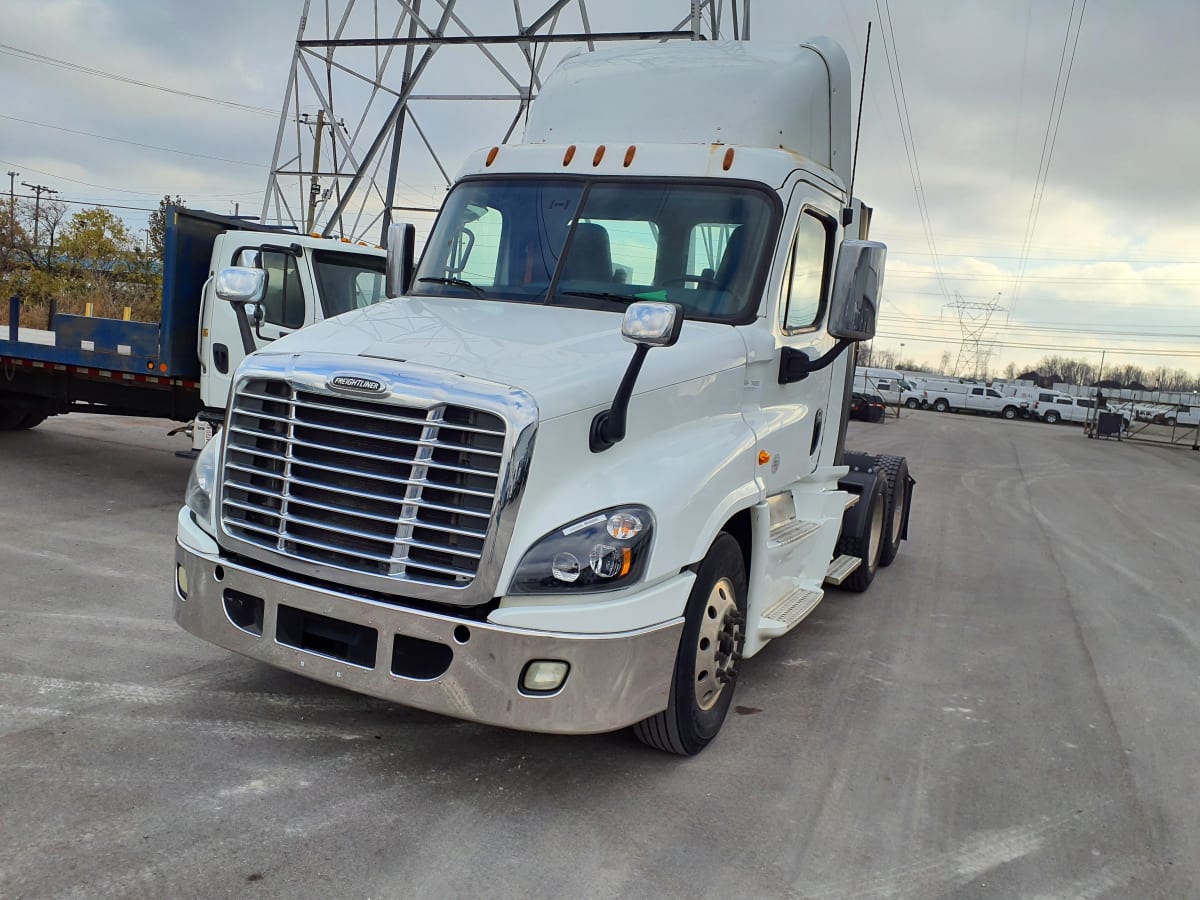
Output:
[[920, 379, 1027, 418], [173, 38, 916, 755], [0, 208, 387, 448], [854, 366, 916, 407]]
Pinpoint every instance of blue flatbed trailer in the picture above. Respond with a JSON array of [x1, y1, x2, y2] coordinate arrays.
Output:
[[1, 209, 285, 425]]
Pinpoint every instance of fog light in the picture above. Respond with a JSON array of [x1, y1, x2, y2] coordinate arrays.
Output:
[[176, 564, 188, 599], [521, 660, 569, 694]]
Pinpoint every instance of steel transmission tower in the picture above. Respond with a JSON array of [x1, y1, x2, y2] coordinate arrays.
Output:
[[262, 0, 752, 245], [946, 292, 1004, 379]]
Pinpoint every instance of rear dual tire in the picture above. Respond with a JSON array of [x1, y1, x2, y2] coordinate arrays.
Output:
[[0, 407, 46, 431], [837, 477, 886, 592]]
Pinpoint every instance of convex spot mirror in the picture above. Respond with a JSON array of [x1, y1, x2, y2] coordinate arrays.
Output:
[[215, 266, 267, 306], [621, 301, 684, 348], [828, 240, 886, 342]]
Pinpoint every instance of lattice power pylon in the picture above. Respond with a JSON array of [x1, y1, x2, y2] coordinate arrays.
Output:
[[946, 292, 1004, 379], [261, 0, 752, 245]]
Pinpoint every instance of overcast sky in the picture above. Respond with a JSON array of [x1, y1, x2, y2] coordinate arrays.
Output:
[[2, 0, 1198, 378]]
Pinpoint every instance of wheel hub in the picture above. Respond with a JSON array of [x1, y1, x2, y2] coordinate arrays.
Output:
[[694, 577, 744, 711]]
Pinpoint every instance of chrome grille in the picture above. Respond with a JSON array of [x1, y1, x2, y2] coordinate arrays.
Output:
[[220, 378, 506, 587]]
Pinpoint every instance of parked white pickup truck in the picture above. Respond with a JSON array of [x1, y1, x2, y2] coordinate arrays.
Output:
[[1031, 392, 1093, 424], [923, 382, 1027, 418]]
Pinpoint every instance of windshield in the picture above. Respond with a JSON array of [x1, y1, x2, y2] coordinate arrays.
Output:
[[411, 177, 778, 322], [312, 249, 388, 318]]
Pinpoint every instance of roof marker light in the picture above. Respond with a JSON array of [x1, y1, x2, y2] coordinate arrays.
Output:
[[562, 145, 576, 166], [722, 147, 735, 171], [485, 146, 499, 166], [592, 145, 606, 166], [623, 145, 636, 167]]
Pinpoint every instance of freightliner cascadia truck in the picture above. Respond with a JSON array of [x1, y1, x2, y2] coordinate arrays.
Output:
[[174, 38, 915, 755]]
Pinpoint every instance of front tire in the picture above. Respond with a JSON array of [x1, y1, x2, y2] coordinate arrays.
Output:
[[933, 398, 950, 413], [1044, 410, 1061, 425], [633, 533, 747, 756], [1002, 406, 1019, 420]]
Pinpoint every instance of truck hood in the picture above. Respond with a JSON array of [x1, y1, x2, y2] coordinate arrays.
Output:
[[261, 297, 749, 421]]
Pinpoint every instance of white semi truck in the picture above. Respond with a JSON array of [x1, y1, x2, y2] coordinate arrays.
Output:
[[174, 39, 915, 754]]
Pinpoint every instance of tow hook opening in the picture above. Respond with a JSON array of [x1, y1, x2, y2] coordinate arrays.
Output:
[[277, 605, 377, 668], [391, 634, 453, 680], [223, 588, 265, 636]]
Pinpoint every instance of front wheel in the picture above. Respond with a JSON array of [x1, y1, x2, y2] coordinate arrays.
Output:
[[1043, 410, 1061, 425], [933, 398, 950, 413], [633, 533, 747, 756], [1002, 406, 1019, 420]]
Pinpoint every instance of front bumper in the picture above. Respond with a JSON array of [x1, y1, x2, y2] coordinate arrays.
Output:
[[174, 541, 684, 735]]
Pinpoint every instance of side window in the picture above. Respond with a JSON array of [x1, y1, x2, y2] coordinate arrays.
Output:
[[1077, 399, 1093, 409], [1057, 398, 1072, 406], [354, 271, 386, 308], [260, 250, 305, 329], [971, 387, 984, 396], [877, 381, 892, 391], [780, 211, 832, 331], [986, 389, 1001, 398], [1040, 392, 1055, 402]]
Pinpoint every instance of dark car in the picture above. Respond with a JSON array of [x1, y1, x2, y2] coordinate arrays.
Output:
[[850, 391, 887, 423]]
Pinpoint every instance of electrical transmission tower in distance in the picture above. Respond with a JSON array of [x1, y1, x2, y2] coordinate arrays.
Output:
[[945, 292, 1004, 379], [262, 0, 752, 246]]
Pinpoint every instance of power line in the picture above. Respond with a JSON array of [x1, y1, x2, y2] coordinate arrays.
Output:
[[0, 43, 277, 117], [889, 250, 1200, 265], [0, 114, 268, 168], [1007, 0, 1088, 323], [874, 0, 951, 304], [885, 268, 1200, 285], [0, 157, 260, 200], [875, 331, 1200, 358]]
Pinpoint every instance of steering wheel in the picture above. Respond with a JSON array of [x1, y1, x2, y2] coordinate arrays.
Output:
[[658, 274, 721, 291]]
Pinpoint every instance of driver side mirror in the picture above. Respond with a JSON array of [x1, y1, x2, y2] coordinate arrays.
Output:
[[385, 222, 416, 298], [215, 266, 266, 305], [828, 240, 886, 341]]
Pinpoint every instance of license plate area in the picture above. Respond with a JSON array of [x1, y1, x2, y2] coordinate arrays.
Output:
[[276, 605, 377, 669]]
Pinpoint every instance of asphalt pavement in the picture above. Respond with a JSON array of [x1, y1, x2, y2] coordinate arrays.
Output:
[[0, 410, 1197, 898]]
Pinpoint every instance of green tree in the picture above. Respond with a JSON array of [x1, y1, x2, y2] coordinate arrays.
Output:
[[59, 207, 137, 277], [147, 195, 185, 260]]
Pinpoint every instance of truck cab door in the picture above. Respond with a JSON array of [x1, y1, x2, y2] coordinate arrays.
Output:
[[749, 198, 840, 495], [200, 241, 315, 409]]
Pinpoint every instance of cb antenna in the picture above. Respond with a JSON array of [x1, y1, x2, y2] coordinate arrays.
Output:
[[843, 21, 871, 228]]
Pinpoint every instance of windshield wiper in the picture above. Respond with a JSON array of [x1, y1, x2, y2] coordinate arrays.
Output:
[[557, 289, 640, 307], [417, 276, 490, 299]]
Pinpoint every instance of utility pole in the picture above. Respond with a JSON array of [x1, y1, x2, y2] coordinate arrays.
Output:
[[21, 182, 59, 247], [5, 171, 16, 255], [302, 110, 327, 234]]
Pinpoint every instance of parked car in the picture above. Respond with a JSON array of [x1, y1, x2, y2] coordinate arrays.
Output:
[[851, 391, 887, 423]]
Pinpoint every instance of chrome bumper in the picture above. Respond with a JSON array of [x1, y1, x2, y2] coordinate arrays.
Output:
[[173, 543, 683, 734]]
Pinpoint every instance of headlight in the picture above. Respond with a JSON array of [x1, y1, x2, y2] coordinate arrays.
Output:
[[509, 506, 654, 595], [184, 435, 221, 535]]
